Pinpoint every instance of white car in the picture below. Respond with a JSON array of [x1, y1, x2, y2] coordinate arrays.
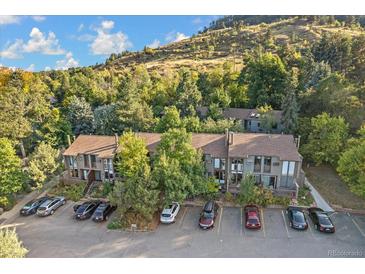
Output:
[[160, 202, 180, 224]]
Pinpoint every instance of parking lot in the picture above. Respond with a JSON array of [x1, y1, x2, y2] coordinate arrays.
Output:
[[12, 202, 365, 258]]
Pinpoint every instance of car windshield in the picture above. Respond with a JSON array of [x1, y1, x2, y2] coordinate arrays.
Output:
[[319, 215, 332, 225], [293, 211, 305, 223], [161, 213, 171, 218], [76, 205, 88, 213], [248, 218, 259, 224], [203, 211, 214, 219], [23, 201, 34, 208], [95, 204, 107, 213]]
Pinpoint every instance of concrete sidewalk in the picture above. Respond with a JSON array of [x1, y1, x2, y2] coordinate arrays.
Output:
[[0, 176, 59, 226], [305, 177, 334, 212]]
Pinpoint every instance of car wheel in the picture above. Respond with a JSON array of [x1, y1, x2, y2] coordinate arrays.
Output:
[[50, 210, 55, 215]]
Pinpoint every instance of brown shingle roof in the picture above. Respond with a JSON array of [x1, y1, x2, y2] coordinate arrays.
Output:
[[63, 132, 301, 162], [63, 135, 117, 158], [229, 133, 302, 161], [137, 133, 227, 157]]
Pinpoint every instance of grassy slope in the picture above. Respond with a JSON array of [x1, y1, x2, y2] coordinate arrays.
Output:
[[100, 17, 365, 72], [303, 165, 365, 210]]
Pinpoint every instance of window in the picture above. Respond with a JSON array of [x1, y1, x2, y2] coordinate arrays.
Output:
[[90, 155, 96, 168], [263, 157, 271, 173], [67, 156, 77, 168], [214, 170, 225, 184], [214, 158, 225, 170], [71, 169, 78, 178], [231, 159, 243, 173], [231, 173, 243, 184], [254, 156, 262, 172], [84, 155, 89, 168], [281, 161, 296, 187], [95, 171, 102, 181], [214, 158, 220, 169]]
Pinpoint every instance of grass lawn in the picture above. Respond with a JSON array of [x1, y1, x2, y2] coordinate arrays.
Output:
[[303, 164, 365, 210]]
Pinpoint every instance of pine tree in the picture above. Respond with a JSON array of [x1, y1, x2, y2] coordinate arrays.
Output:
[[281, 88, 299, 134]]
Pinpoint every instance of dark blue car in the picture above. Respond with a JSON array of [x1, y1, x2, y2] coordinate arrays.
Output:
[[20, 197, 49, 216]]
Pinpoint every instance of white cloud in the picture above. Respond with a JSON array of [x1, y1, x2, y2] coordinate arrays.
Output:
[[77, 23, 84, 32], [25, 64, 35, 72], [23, 27, 65, 55], [0, 16, 21, 25], [55, 52, 79, 70], [32, 16, 46, 22], [147, 39, 160, 49], [77, 34, 95, 42], [0, 39, 23, 59], [165, 31, 189, 43], [101, 20, 114, 30], [90, 20, 132, 55], [44, 66, 52, 71]]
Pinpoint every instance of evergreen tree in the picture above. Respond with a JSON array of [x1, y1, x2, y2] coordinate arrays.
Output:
[[176, 69, 202, 117], [281, 88, 299, 134], [66, 96, 94, 135]]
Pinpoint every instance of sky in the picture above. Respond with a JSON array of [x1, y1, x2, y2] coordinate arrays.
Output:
[[0, 15, 220, 72]]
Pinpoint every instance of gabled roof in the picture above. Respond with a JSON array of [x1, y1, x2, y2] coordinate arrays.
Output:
[[63, 135, 117, 158], [63, 132, 301, 162], [229, 133, 302, 161]]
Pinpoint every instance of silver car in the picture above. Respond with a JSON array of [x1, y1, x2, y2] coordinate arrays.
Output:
[[160, 202, 180, 224], [36, 196, 66, 217]]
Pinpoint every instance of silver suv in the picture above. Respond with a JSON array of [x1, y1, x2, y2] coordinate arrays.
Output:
[[36, 196, 66, 217]]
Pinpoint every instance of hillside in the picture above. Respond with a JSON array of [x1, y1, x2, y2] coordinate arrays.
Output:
[[99, 16, 365, 72]]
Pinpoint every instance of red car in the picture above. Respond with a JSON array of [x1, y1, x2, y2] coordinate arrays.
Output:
[[244, 205, 261, 229]]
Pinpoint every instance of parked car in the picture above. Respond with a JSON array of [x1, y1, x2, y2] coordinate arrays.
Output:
[[74, 200, 101, 220], [199, 200, 219, 229], [36, 196, 66, 217], [308, 207, 335, 233], [92, 202, 116, 222], [20, 196, 49, 216], [244, 205, 261, 229], [286, 206, 308, 230], [160, 202, 180, 224]]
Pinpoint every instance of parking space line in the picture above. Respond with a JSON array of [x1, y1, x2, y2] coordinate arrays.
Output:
[[260, 208, 266, 238], [351, 218, 365, 238], [281, 210, 291, 239], [0, 222, 25, 229], [178, 207, 188, 228], [240, 207, 243, 237], [216, 207, 223, 235], [307, 220, 317, 239]]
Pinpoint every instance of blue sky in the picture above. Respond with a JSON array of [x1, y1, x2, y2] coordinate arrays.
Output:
[[0, 15, 220, 71]]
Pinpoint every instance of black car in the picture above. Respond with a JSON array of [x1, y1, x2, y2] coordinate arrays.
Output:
[[92, 202, 116, 222], [74, 200, 101, 220], [20, 197, 49, 216], [286, 206, 308, 230], [199, 200, 219, 229], [308, 207, 335, 233]]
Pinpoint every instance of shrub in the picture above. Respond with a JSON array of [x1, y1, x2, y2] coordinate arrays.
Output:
[[49, 181, 86, 201], [90, 182, 113, 198], [0, 229, 28, 258], [224, 192, 234, 203], [107, 218, 123, 230], [297, 186, 314, 206], [204, 178, 220, 200]]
